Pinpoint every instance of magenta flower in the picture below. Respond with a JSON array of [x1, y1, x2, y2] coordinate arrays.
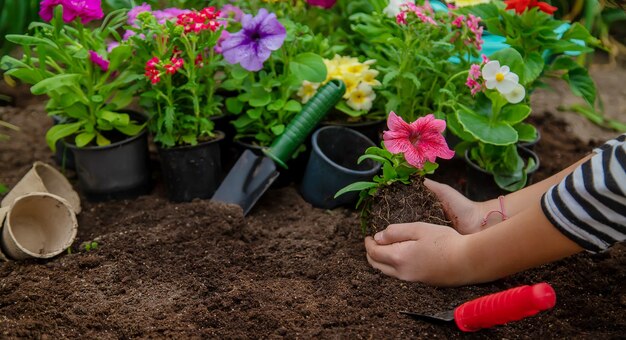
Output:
[[306, 0, 337, 9], [383, 112, 455, 169], [127, 2, 151, 25], [39, 0, 104, 24], [221, 8, 286, 72], [89, 50, 109, 72]]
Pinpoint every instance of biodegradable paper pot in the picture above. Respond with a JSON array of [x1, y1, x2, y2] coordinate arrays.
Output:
[[300, 126, 381, 209], [464, 146, 540, 202], [66, 129, 152, 201], [0, 192, 78, 260], [158, 131, 224, 202], [1, 161, 81, 214]]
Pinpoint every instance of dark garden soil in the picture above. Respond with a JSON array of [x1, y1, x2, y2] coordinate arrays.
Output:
[[1, 63, 625, 338]]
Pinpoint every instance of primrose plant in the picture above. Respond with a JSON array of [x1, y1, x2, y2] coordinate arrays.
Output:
[[335, 111, 454, 225], [448, 48, 538, 191]]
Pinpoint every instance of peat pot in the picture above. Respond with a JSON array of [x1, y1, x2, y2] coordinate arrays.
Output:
[[300, 126, 381, 209], [464, 145, 540, 202], [158, 131, 224, 202], [66, 129, 152, 201]]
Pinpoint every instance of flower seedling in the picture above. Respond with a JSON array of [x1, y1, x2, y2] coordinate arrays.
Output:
[[335, 111, 454, 233], [448, 48, 538, 191]]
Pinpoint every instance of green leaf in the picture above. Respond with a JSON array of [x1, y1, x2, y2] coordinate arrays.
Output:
[[289, 52, 327, 83], [457, 109, 518, 145], [564, 67, 596, 106], [357, 154, 389, 166], [248, 86, 271, 107], [5, 68, 44, 85], [0, 184, 7, 195], [226, 97, 244, 114], [523, 52, 544, 85], [107, 91, 133, 110], [45, 121, 82, 151], [247, 107, 263, 120], [334, 181, 377, 198], [116, 123, 145, 136], [231, 64, 250, 80], [31, 74, 82, 95], [500, 104, 531, 125], [514, 123, 537, 142], [75, 132, 96, 147], [283, 100, 302, 112], [108, 44, 131, 70], [5, 34, 56, 48], [270, 124, 285, 135], [400, 72, 421, 89], [382, 70, 399, 86], [447, 112, 476, 142]]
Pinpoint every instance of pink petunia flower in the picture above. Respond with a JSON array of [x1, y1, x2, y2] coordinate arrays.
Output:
[[306, 0, 337, 9], [383, 112, 455, 169], [39, 0, 104, 24], [89, 50, 109, 72]]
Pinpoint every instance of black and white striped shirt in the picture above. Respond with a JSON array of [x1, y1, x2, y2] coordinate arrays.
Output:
[[541, 133, 626, 253]]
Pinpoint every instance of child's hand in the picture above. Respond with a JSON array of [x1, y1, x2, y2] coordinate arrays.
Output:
[[424, 178, 484, 234], [364, 222, 469, 286]]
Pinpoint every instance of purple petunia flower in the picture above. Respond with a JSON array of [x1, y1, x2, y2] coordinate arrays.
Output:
[[39, 0, 104, 24], [89, 50, 109, 72], [106, 41, 119, 53], [153, 8, 190, 24], [127, 2, 151, 25], [220, 4, 243, 22], [220, 8, 286, 72]]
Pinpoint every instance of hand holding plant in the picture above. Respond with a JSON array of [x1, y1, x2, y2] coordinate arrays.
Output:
[[336, 111, 454, 232]]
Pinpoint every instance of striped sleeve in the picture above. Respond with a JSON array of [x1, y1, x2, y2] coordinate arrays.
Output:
[[541, 133, 626, 253]]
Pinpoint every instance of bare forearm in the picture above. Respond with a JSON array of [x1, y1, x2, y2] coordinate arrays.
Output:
[[479, 154, 593, 222], [459, 200, 584, 284]]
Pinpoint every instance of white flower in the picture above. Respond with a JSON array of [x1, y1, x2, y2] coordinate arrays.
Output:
[[504, 83, 526, 104], [297, 81, 320, 104], [383, 0, 415, 18], [347, 83, 375, 112], [482, 60, 519, 94]]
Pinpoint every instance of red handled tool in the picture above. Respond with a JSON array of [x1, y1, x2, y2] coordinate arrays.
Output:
[[400, 283, 556, 332]]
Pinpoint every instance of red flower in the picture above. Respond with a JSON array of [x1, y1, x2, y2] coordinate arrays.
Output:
[[176, 7, 222, 33], [504, 0, 557, 15]]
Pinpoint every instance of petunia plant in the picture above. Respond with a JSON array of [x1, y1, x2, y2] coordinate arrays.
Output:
[[448, 47, 538, 191], [220, 8, 328, 147], [125, 5, 225, 147], [335, 111, 454, 218], [1, 0, 144, 151]]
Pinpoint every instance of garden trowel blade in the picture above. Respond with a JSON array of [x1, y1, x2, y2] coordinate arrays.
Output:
[[211, 149, 280, 216]]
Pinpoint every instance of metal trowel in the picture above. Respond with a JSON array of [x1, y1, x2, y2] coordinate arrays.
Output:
[[211, 79, 345, 215]]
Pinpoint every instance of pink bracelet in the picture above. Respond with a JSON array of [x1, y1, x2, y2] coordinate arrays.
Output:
[[480, 195, 508, 227]]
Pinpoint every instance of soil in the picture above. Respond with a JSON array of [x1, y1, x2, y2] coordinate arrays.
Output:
[[368, 177, 451, 235], [1, 62, 625, 338]]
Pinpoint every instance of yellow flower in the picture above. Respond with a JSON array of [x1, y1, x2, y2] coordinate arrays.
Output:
[[361, 69, 381, 87], [347, 83, 375, 112], [448, 0, 490, 7], [340, 73, 360, 99], [297, 80, 320, 104]]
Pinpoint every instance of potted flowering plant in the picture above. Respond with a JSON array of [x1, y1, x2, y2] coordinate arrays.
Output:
[[447, 48, 539, 200], [124, 5, 227, 202], [1, 0, 151, 200], [350, 0, 483, 122], [335, 111, 455, 234], [219, 8, 326, 158]]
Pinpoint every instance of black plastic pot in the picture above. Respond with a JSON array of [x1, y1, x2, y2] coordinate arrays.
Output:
[[158, 131, 224, 202], [232, 137, 309, 187], [300, 126, 381, 209], [320, 118, 386, 145], [464, 145, 540, 202], [67, 129, 152, 201], [51, 116, 76, 170]]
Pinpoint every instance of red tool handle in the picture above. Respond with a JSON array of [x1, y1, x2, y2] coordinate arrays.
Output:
[[453, 282, 556, 332]]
